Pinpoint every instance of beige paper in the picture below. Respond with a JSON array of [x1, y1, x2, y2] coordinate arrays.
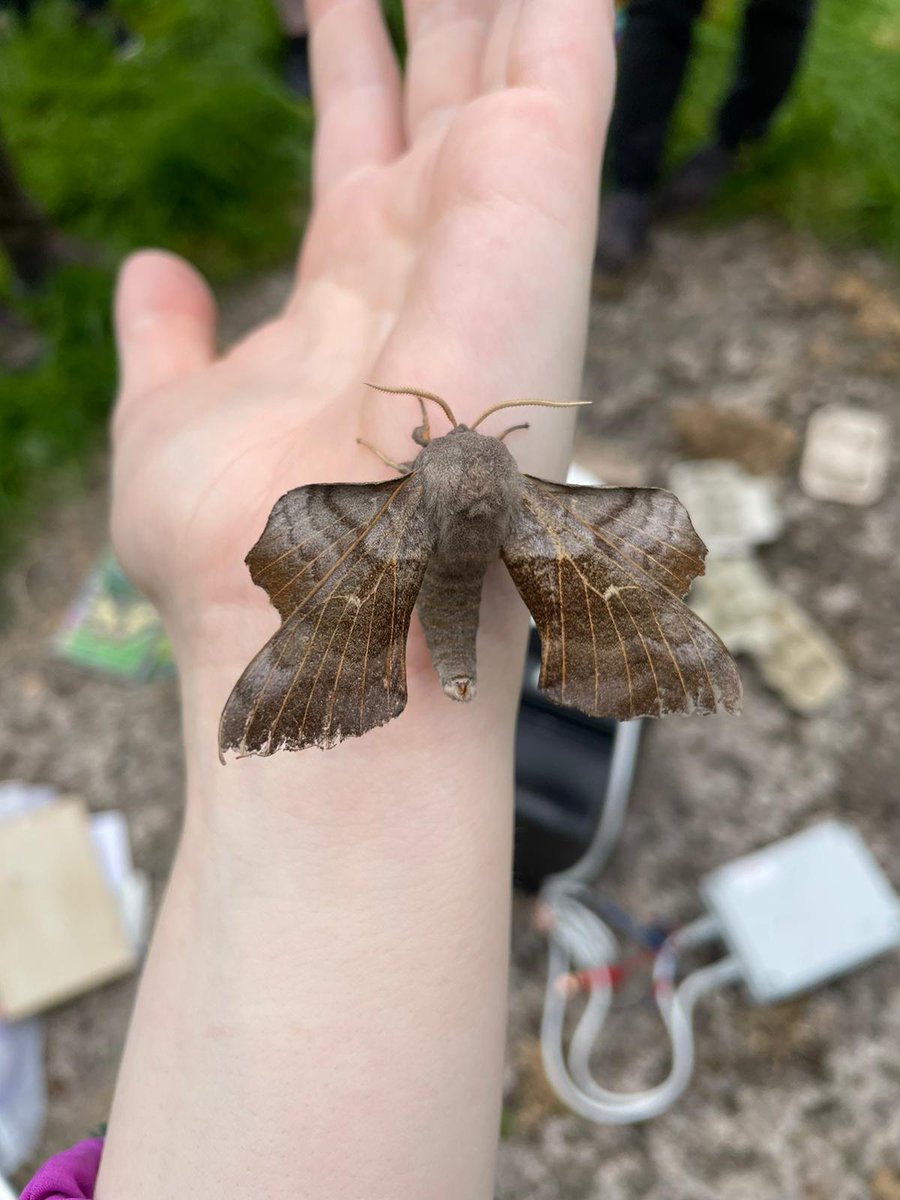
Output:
[[0, 798, 135, 1019]]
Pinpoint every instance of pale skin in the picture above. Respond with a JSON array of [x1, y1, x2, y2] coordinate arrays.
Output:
[[97, 1, 614, 1197]]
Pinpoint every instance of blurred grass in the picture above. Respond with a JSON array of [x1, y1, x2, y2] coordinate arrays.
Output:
[[0, 0, 899, 579], [669, 0, 900, 254], [0, 0, 309, 575]]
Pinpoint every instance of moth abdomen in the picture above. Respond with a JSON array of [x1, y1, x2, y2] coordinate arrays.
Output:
[[416, 557, 489, 704]]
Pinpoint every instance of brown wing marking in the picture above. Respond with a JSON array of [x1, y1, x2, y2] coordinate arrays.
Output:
[[501, 478, 741, 720], [525, 479, 707, 595], [219, 474, 432, 756]]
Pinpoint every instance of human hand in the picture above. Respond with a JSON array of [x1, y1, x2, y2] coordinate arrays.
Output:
[[98, 9, 616, 1196], [112, 0, 613, 756]]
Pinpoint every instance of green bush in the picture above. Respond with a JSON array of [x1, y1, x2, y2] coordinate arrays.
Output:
[[0, 0, 309, 570], [669, 0, 900, 254], [1, 0, 898, 574]]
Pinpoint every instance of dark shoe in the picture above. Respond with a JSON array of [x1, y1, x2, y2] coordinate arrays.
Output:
[[659, 143, 736, 214], [593, 189, 652, 282], [283, 34, 311, 99], [0, 304, 44, 372]]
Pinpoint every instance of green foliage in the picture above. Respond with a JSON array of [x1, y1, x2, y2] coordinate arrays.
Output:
[[1, 0, 899, 573], [669, 0, 900, 255], [499, 1106, 517, 1140], [383, 0, 405, 57], [1, 268, 114, 515], [0, 0, 310, 569]]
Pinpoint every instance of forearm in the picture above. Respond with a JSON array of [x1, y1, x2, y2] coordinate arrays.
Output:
[[96, 582, 528, 1200]]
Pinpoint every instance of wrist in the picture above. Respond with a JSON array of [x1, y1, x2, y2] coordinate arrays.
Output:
[[170, 565, 529, 813], [170, 661, 522, 932]]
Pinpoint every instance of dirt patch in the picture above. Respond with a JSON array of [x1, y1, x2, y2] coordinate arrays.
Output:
[[3, 224, 900, 1197], [499, 221, 900, 1199]]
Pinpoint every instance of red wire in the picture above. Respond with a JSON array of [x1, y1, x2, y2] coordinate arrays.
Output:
[[572, 946, 656, 993]]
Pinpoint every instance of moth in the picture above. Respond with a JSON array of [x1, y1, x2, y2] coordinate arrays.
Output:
[[219, 385, 741, 758]]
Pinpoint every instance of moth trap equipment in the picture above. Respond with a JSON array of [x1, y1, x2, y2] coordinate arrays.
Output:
[[537, 820, 900, 1122]]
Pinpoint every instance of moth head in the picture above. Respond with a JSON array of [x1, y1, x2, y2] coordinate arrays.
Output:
[[421, 427, 522, 558]]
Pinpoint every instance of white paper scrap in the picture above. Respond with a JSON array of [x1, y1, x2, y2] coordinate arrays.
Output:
[[669, 460, 783, 556], [800, 406, 891, 505]]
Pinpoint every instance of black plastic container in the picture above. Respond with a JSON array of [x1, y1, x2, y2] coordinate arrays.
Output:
[[513, 630, 635, 891]]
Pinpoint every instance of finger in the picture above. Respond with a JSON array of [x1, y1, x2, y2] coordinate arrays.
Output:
[[403, 0, 496, 140], [506, 0, 616, 140], [478, 0, 520, 94], [114, 249, 217, 412], [309, 0, 404, 199]]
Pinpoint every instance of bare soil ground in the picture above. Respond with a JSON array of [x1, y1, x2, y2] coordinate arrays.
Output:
[[3, 220, 900, 1198]]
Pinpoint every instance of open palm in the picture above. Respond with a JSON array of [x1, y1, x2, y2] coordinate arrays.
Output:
[[111, 0, 613, 707]]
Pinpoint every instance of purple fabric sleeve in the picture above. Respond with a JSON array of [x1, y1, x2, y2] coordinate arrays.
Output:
[[19, 1138, 104, 1200]]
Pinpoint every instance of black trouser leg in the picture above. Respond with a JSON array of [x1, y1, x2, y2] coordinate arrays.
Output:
[[716, 0, 816, 148], [0, 124, 55, 289], [608, 0, 706, 193]]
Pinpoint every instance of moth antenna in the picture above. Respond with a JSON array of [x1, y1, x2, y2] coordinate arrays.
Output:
[[470, 399, 591, 430], [497, 422, 530, 442], [364, 382, 458, 429]]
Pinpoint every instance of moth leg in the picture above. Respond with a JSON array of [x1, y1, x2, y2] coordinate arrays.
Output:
[[497, 422, 530, 442], [412, 395, 431, 447], [356, 438, 407, 474]]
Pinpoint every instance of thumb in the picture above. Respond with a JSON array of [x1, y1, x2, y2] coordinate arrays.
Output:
[[114, 249, 217, 412]]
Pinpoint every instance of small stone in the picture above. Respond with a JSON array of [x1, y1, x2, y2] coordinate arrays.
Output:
[[665, 342, 707, 386], [720, 340, 757, 378], [817, 582, 859, 619]]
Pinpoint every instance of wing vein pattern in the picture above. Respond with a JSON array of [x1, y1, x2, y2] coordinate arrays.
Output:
[[219, 474, 432, 756], [501, 478, 742, 719]]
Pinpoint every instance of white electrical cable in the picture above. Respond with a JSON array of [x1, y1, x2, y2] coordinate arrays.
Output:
[[539, 883, 742, 1123], [552, 721, 642, 889], [534, 719, 741, 1122]]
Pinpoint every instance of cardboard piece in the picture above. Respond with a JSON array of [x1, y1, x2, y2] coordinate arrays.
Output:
[[756, 593, 849, 714], [689, 556, 779, 656], [0, 799, 135, 1019]]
